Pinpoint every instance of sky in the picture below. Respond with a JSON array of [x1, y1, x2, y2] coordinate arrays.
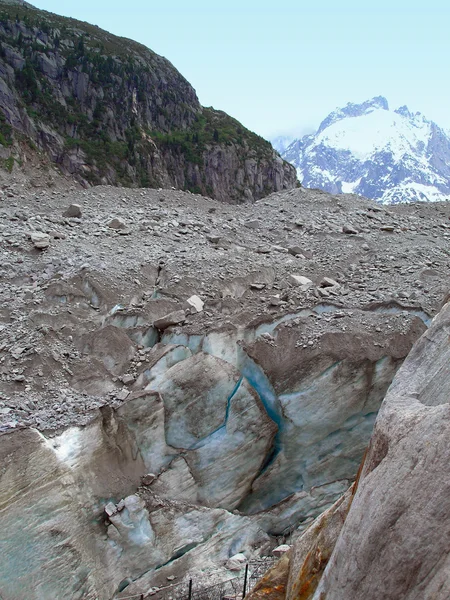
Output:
[[32, 0, 450, 140]]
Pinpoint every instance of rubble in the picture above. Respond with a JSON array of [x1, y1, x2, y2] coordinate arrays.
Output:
[[0, 176, 449, 599]]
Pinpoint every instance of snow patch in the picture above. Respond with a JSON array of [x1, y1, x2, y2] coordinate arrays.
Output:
[[35, 427, 83, 468], [313, 110, 431, 162]]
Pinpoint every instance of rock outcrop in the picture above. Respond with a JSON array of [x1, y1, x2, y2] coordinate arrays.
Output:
[[247, 488, 354, 600], [0, 1, 296, 200], [312, 299, 450, 600], [249, 298, 450, 600]]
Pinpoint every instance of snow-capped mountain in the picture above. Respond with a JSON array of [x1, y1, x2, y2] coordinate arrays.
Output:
[[275, 96, 450, 204], [270, 134, 297, 154]]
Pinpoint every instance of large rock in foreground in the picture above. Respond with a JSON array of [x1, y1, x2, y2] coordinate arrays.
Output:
[[250, 300, 450, 600], [313, 300, 450, 599]]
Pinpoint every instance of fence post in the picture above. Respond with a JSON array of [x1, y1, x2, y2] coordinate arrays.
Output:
[[242, 563, 249, 598], [188, 578, 193, 600]]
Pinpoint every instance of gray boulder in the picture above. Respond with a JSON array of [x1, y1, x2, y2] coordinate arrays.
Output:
[[108, 217, 127, 230], [312, 301, 450, 599], [153, 309, 186, 330], [30, 232, 50, 249], [63, 203, 82, 218]]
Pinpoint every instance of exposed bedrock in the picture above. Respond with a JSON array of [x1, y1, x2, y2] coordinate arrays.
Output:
[[250, 299, 450, 600], [311, 300, 450, 600]]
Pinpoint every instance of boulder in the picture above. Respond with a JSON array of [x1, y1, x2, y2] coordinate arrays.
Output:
[[30, 232, 50, 249], [312, 301, 450, 600], [319, 276, 340, 288], [153, 309, 186, 330], [108, 217, 127, 230], [288, 246, 305, 257], [187, 294, 204, 312], [289, 275, 313, 289], [272, 544, 291, 557], [226, 553, 247, 571], [63, 203, 82, 218]]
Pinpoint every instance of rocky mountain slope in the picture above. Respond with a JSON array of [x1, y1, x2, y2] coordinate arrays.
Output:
[[276, 96, 450, 205], [1, 169, 449, 598], [248, 296, 450, 600], [0, 1, 296, 201]]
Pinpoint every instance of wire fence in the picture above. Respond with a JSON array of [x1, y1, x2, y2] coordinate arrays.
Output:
[[118, 557, 277, 600]]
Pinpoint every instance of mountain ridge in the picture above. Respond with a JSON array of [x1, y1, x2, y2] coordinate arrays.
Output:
[[275, 96, 450, 204]]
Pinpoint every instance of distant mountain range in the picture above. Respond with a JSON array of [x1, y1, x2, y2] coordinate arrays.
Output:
[[273, 96, 450, 204]]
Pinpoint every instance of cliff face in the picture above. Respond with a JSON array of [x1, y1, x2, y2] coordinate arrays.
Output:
[[0, 2, 297, 200], [311, 300, 450, 600]]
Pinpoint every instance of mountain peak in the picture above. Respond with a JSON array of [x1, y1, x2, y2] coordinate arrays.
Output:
[[317, 96, 389, 134], [277, 98, 450, 205], [0, 0, 29, 6], [366, 95, 389, 111], [394, 105, 425, 122], [395, 105, 412, 118]]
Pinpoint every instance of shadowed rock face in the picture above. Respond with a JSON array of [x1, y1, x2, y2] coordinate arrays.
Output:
[[310, 301, 450, 600], [0, 3, 296, 201], [246, 488, 355, 600], [247, 550, 292, 600], [285, 488, 354, 600]]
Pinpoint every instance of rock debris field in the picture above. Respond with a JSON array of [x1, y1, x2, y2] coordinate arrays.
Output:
[[1, 180, 450, 598], [1, 183, 449, 432]]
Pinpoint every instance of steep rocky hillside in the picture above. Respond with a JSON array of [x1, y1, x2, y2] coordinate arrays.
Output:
[[276, 96, 450, 204], [0, 1, 296, 201]]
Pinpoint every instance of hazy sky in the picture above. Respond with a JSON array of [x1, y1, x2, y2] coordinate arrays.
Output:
[[32, 0, 450, 139]]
